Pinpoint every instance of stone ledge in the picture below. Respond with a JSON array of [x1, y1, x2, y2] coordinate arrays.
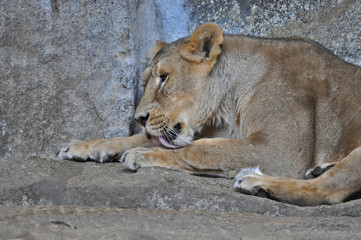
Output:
[[1, 205, 361, 240], [1, 157, 361, 217], [2, 157, 361, 239]]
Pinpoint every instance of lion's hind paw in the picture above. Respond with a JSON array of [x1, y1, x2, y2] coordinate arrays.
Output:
[[234, 166, 269, 198], [304, 162, 337, 179], [235, 166, 263, 180]]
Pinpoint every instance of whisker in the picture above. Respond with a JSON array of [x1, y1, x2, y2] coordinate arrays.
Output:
[[164, 131, 173, 144], [165, 123, 178, 139], [160, 123, 172, 142], [165, 123, 193, 146], [150, 117, 193, 147]]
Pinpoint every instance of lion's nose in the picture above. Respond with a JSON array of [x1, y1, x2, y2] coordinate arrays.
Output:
[[135, 113, 149, 127]]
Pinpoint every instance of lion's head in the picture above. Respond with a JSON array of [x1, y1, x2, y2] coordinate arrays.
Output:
[[134, 23, 224, 148]]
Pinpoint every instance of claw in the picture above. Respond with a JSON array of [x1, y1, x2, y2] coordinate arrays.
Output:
[[119, 150, 140, 170], [119, 152, 127, 163]]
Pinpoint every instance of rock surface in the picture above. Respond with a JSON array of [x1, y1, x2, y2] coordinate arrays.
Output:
[[0, 1, 138, 158], [2, 205, 361, 240], [1, 157, 361, 239]]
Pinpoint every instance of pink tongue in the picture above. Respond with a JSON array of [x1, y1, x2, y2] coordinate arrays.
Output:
[[151, 136, 181, 149]]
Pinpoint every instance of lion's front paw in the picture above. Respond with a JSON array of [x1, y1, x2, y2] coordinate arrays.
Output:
[[119, 148, 150, 170], [57, 139, 119, 163], [234, 166, 270, 198], [57, 140, 90, 162]]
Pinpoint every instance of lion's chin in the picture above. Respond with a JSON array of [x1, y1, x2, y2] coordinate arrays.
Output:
[[151, 136, 182, 149]]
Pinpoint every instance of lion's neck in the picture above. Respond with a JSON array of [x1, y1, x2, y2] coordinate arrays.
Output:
[[203, 36, 269, 139]]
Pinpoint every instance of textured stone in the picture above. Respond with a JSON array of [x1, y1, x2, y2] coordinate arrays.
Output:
[[0, 0, 138, 158], [1, 157, 361, 217], [2, 205, 361, 240], [1, 157, 361, 239]]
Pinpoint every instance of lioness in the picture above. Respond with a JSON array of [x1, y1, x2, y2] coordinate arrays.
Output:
[[58, 23, 361, 206]]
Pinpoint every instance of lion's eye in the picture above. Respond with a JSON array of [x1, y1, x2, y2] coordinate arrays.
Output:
[[159, 73, 169, 88]]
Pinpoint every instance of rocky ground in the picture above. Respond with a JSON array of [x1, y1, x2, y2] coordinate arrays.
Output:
[[1, 157, 361, 239]]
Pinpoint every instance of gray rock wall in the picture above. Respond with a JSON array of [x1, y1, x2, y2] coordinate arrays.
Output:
[[1, 0, 360, 158], [1, 0, 138, 158]]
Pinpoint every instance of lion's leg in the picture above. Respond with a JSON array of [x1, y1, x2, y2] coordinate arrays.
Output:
[[120, 135, 306, 178], [58, 133, 153, 163], [234, 146, 361, 205], [120, 138, 254, 177]]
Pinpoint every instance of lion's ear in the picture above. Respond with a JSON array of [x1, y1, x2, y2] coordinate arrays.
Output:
[[151, 40, 167, 59], [181, 23, 223, 63]]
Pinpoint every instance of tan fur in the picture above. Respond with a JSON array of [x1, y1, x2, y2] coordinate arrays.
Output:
[[151, 40, 167, 58], [58, 23, 361, 206]]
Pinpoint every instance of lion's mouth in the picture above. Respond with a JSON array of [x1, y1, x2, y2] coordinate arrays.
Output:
[[150, 122, 183, 149], [151, 136, 182, 149]]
